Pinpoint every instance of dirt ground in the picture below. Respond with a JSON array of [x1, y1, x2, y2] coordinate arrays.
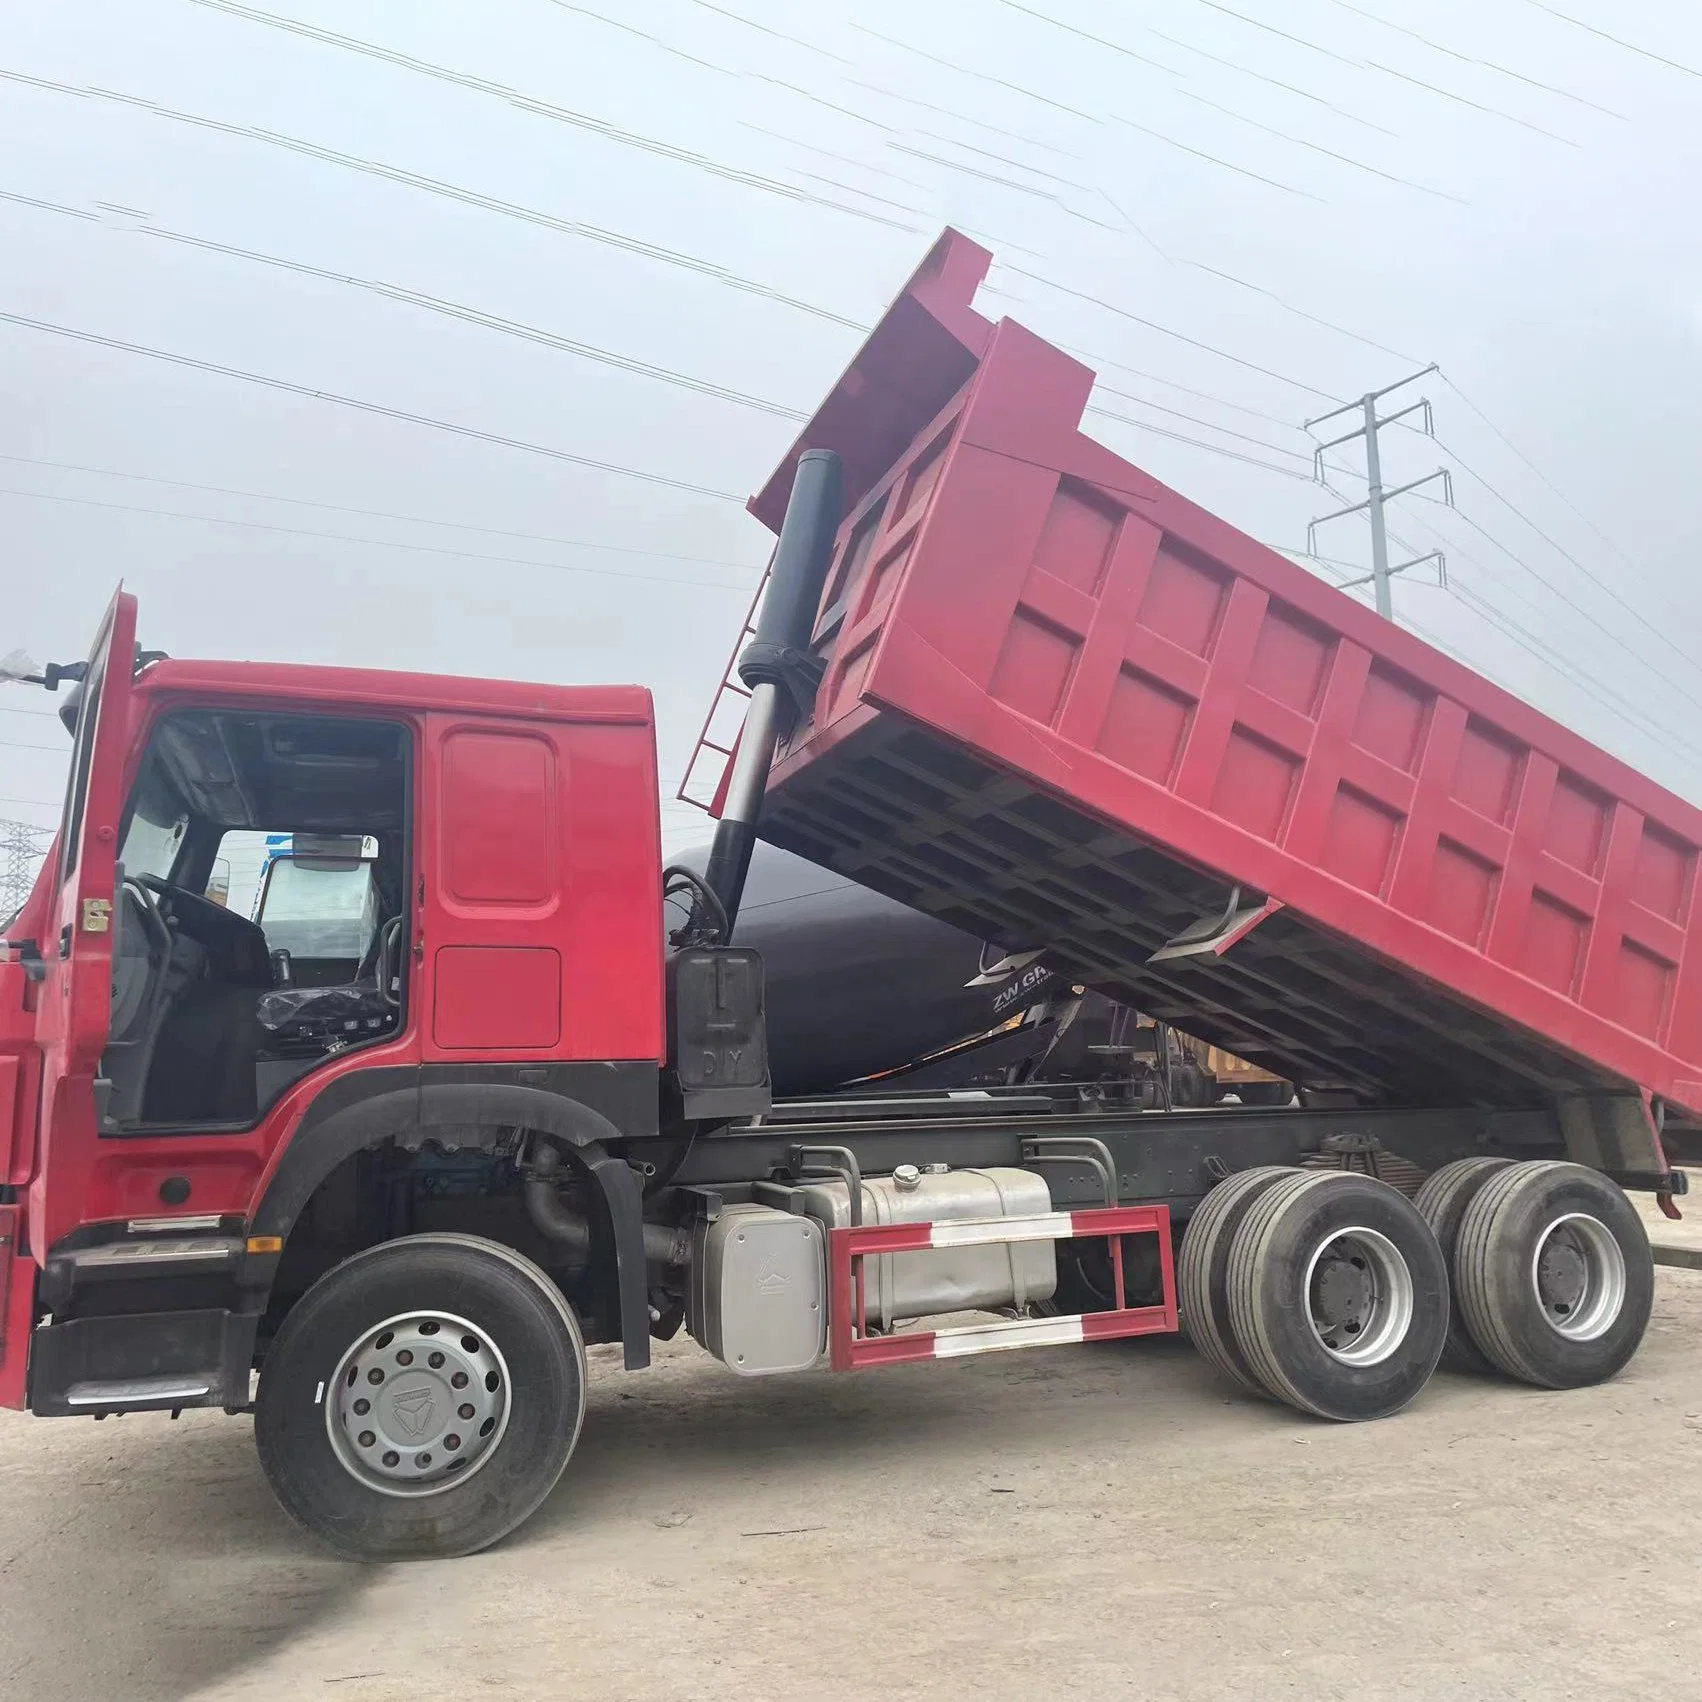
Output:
[[4, 1235, 1700, 1702]]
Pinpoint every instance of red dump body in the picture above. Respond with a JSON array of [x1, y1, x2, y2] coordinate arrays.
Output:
[[718, 231, 1702, 1125]]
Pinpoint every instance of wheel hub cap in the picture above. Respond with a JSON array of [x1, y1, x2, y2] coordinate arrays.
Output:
[[1314, 1258, 1374, 1331], [327, 1312, 510, 1496], [1530, 1214, 1627, 1342], [1537, 1241, 1587, 1312], [1303, 1227, 1415, 1367]]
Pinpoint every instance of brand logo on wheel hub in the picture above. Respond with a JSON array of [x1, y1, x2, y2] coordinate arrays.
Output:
[[390, 1383, 437, 1438]]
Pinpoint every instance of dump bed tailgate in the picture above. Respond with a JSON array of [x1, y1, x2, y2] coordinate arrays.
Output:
[[704, 232, 1702, 1124]]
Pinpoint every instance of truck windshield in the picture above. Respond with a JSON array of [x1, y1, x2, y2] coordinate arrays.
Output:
[[258, 858, 378, 960]]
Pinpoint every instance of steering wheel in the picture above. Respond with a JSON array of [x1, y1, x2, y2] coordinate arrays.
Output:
[[109, 874, 173, 1044]]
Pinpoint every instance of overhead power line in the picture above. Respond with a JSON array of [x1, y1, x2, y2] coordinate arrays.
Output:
[[1437, 373, 1643, 568], [1111, 114, 1326, 201], [1001, 265, 1341, 401], [1167, 89, 1469, 204], [910, 128, 1082, 189], [0, 452, 756, 565], [0, 66, 1453, 475], [1088, 410, 1315, 484], [0, 69, 868, 331], [1316, 0, 1627, 118], [0, 310, 745, 501], [1445, 581, 1702, 770], [1089, 392, 1314, 463], [1318, 482, 1702, 773], [989, 1, 1185, 76], [182, 1, 920, 230], [1372, 502, 1702, 764], [0, 485, 755, 591], [1520, 2, 1702, 80], [1147, 25, 1397, 135], [1186, 0, 1361, 67], [1179, 0, 1584, 144], [1066, 351, 1303, 428], [678, 0, 854, 64], [543, 2, 740, 75], [884, 141, 1065, 203], [1367, 61, 1579, 146], [1430, 435, 1702, 687], [1325, 462, 1702, 725], [851, 24, 1102, 122], [841, 77, 1082, 159], [1180, 260, 1423, 360], [137, 221, 809, 421], [1372, 394, 1702, 704], [1399, 499, 1702, 725]]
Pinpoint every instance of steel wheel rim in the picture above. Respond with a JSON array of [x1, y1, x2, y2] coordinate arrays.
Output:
[[1531, 1213, 1626, 1342], [1303, 1226, 1414, 1366], [325, 1310, 511, 1497]]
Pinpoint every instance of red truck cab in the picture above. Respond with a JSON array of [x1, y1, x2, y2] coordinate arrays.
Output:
[[0, 588, 708, 1425]]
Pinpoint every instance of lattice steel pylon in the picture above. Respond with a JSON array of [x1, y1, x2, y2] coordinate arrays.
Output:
[[0, 818, 52, 920]]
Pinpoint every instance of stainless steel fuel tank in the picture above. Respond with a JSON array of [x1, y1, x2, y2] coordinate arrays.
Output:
[[755, 1165, 1056, 1327]]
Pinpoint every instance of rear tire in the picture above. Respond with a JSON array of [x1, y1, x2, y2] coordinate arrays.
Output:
[[255, 1232, 586, 1561], [1413, 1157, 1515, 1375], [1236, 1081, 1294, 1109], [1177, 1166, 1296, 1396], [1454, 1161, 1653, 1389], [1226, 1171, 1448, 1421]]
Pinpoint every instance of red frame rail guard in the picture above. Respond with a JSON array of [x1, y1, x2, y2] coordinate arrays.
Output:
[[827, 1204, 1177, 1371]]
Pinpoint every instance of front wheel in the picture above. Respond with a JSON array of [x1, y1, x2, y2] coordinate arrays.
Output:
[[255, 1233, 586, 1561]]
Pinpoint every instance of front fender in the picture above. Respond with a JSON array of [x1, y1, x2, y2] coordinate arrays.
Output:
[[249, 1071, 654, 1369]]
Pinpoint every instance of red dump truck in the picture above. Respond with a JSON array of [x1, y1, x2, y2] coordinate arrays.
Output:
[[0, 231, 1689, 1560]]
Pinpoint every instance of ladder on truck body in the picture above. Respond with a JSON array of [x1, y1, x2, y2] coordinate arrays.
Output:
[[677, 563, 770, 815]]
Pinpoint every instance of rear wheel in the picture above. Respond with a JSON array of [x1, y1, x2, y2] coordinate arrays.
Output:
[[1413, 1157, 1515, 1374], [1177, 1166, 1297, 1396], [1226, 1171, 1449, 1421], [1454, 1161, 1653, 1389], [1235, 1081, 1295, 1109], [255, 1232, 586, 1561]]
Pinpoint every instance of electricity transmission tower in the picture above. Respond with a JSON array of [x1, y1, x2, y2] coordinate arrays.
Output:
[[1306, 365, 1454, 621], [1, 819, 52, 919]]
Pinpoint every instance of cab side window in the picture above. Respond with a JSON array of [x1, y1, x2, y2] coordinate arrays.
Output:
[[102, 713, 409, 1131]]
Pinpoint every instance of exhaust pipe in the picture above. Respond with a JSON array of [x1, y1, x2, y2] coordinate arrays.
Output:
[[525, 1142, 691, 1266], [703, 447, 843, 935]]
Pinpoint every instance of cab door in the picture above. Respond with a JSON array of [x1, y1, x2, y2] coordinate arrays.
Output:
[[29, 589, 140, 1253]]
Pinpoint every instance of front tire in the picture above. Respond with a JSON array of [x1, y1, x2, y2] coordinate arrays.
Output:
[[255, 1233, 586, 1561], [1454, 1161, 1653, 1389]]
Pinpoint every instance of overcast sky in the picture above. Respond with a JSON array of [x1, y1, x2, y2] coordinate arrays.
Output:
[[4, 0, 1701, 864]]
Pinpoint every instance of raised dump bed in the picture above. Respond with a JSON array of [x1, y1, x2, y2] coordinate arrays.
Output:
[[701, 231, 1702, 1135]]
